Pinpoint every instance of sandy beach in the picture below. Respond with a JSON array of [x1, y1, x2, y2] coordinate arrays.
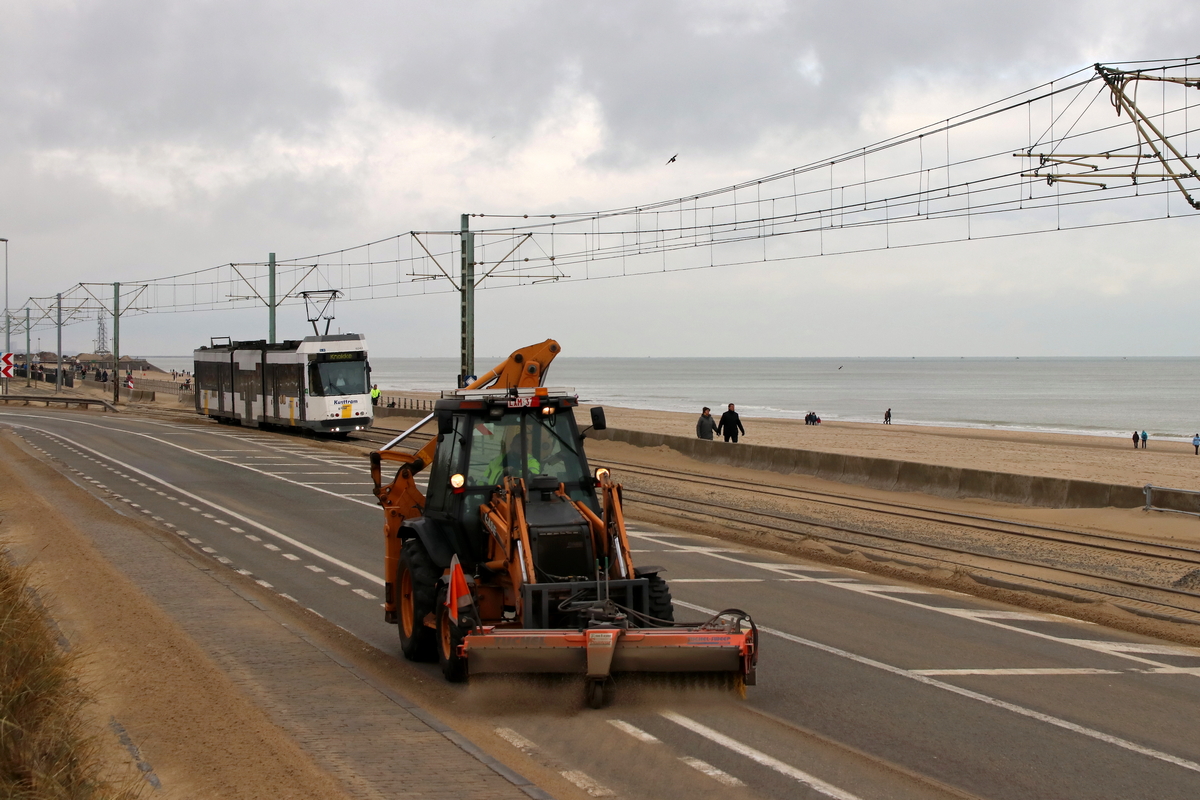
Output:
[[53, 379, 1200, 491], [597, 406, 1200, 491]]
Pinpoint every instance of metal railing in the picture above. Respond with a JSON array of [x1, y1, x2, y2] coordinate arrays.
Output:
[[1144, 484, 1200, 518]]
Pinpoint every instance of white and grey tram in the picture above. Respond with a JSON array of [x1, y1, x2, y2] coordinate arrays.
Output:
[[193, 334, 373, 435]]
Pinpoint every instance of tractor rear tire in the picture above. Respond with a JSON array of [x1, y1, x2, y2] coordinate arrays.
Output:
[[646, 574, 675, 627], [397, 538, 438, 662], [436, 603, 469, 683]]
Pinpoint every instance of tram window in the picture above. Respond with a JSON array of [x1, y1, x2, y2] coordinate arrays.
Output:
[[308, 359, 368, 396]]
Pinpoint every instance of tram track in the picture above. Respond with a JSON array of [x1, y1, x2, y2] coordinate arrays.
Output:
[[348, 423, 1200, 622], [116, 415, 1200, 627]]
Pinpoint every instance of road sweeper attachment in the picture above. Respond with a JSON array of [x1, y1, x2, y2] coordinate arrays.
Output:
[[370, 340, 757, 706]]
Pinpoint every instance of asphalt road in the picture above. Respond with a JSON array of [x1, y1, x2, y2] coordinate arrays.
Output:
[[4, 406, 1200, 800]]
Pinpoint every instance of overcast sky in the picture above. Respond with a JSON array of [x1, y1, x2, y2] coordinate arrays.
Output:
[[2, 1, 1199, 360]]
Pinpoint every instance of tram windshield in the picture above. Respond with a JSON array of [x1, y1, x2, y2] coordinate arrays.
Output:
[[309, 359, 368, 396]]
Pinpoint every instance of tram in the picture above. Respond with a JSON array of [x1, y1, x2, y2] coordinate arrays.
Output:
[[193, 334, 373, 435]]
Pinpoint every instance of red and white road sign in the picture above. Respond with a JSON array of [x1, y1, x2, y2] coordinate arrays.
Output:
[[1, 353, 13, 379]]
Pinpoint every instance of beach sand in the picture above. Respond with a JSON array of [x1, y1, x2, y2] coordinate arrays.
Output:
[[598, 406, 1200, 490], [70, 379, 1200, 491]]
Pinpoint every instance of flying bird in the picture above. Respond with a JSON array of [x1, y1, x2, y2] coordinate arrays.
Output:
[[838, 365, 843, 369], [666, 154, 677, 164]]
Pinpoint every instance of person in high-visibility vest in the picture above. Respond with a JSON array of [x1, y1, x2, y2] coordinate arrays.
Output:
[[370, 384, 381, 406]]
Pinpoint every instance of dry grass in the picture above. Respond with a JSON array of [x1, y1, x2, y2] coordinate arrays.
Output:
[[0, 551, 140, 800]]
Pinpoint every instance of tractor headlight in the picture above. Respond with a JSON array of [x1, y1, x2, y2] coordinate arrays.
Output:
[[450, 473, 465, 489], [595, 467, 610, 482]]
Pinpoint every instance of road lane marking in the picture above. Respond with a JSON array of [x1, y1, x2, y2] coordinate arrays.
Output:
[[352, 589, 377, 599], [635, 531, 1184, 671], [840, 585, 931, 594], [306, 565, 326, 573], [1074, 641, 1200, 657], [0, 413, 378, 508], [328, 576, 350, 586], [8, 424, 384, 586], [678, 756, 744, 787], [494, 727, 537, 752], [674, 599, 1200, 776], [670, 579, 763, 583], [912, 668, 1123, 676], [607, 719, 659, 743], [282, 553, 300, 561], [662, 711, 862, 799], [559, 770, 614, 797]]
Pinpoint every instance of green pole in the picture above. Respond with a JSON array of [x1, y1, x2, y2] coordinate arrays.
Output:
[[268, 252, 276, 344], [460, 215, 474, 386], [24, 307, 30, 387], [112, 282, 120, 404]]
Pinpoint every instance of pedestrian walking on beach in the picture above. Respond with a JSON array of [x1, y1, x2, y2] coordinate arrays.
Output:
[[884, 408, 892, 425], [1192, 434, 1199, 455], [1141, 430, 1149, 449], [1132, 431, 1139, 449], [718, 404, 745, 443], [696, 407, 719, 440]]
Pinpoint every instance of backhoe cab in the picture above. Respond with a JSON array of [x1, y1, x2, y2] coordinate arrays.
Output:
[[370, 340, 756, 706]]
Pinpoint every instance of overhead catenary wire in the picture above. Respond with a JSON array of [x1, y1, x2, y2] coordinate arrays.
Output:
[[12, 59, 1200, 335]]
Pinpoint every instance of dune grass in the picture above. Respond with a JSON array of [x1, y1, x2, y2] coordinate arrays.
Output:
[[0, 552, 140, 800]]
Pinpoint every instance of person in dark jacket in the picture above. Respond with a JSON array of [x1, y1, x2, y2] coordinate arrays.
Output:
[[696, 407, 720, 440], [718, 403, 745, 443]]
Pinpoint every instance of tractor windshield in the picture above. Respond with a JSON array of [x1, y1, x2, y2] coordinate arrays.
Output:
[[464, 410, 587, 488]]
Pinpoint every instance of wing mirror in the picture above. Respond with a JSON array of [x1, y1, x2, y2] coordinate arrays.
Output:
[[590, 406, 607, 431], [437, 413, 454, 435]]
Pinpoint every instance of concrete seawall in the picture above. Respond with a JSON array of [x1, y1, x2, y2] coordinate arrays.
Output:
[[594, 427, 1200, 512]]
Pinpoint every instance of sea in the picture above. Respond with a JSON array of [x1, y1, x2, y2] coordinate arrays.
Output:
[[146, 356, 1200, 443]]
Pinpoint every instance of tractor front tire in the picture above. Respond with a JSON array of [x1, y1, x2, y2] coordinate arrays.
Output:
[[646, 574, 675, 627], [397, 538, 438, 662], [436, 603, 469, 683]]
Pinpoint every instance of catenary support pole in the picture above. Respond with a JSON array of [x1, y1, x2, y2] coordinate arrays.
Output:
[[24, 308, 30, 387], [55, 292, 62, 393], [268, 251, 276, 344], [2, 238, 8, 396], [113, 282, 120, 404], [459, 214, 474, 386]]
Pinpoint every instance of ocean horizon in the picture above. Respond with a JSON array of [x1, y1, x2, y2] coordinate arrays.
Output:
[[145, 355, 1200, 444]]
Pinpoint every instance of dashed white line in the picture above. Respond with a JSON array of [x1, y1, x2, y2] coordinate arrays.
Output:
[[662, 711, 860, 799], [282, 553, 300, 561], [306, 565, 326, 573], [678, 756, 744, 787], [673, 599, 1200, 777], [560, 770, 615, 797], [912, 668, 1123, 676], [4, 420, 384, 585], [608, 719, 660, 743], [352, 589, 377, 599], [328, 576, 350, 586], [263, 544, 281, 552]]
